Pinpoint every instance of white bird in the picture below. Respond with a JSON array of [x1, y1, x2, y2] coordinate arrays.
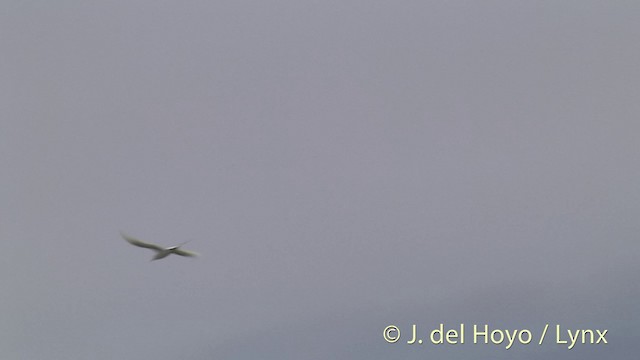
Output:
[[121, 232, 199, 261]]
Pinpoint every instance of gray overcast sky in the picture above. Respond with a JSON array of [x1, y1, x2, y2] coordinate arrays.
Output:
[[1, 1, 639, 359]]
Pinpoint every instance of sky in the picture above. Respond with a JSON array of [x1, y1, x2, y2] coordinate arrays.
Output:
[[1, 1, 639, 359]]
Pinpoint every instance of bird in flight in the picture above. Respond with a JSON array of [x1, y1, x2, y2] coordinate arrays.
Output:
[[121, 232, 199, 261]]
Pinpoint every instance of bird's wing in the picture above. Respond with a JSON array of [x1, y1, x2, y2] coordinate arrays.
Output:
[[172, 248, 199, 257], [121, 232, 165, 251]]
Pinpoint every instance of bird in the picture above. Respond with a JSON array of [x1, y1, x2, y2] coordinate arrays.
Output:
[[121, 232, 199, 261]]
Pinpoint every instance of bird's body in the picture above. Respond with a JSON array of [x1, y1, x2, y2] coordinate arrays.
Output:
[[121, 232, 198, 261]]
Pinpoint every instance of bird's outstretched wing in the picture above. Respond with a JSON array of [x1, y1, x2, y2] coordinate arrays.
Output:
[[172, 248, 199, 257], [121, 232, 165, 251]]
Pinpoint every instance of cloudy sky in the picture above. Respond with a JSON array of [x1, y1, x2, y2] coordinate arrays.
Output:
[[2, 1, 639, 359]]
